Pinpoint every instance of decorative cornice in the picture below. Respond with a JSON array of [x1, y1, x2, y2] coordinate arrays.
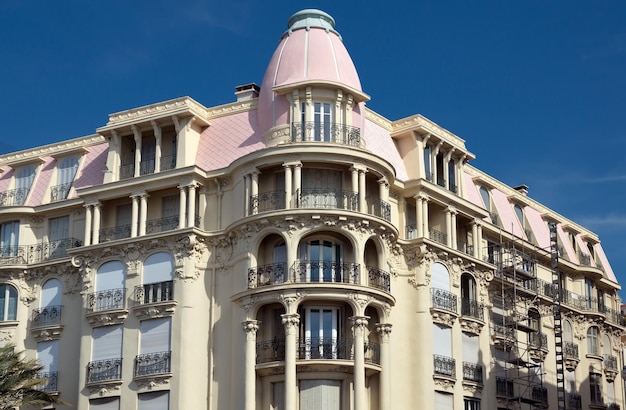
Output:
[[206, 100, 257, 119], [364, 109, 392, 131], [0, 135, 105, 166], [101, 97, 210, 128]]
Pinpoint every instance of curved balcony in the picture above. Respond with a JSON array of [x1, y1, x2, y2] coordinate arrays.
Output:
[[296, 189, 359, 212], [291, 122, 361, 147], [250, 191, 286, 214], [460, 298, 484, 335], [256, 337, 380, 366], [431, 288, 458, 327], [564, 341, 579, 371], [0, 238, 82, 267], [292, 261, 360, 285]]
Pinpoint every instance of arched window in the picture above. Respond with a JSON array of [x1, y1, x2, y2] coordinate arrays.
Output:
[[461, 273, 478, 318], [39, 278, 62, 326], [141, 252, 174, 304], [0, 284, 18, 321], [431, 263, 450, 291], [587, 326, 599, 356], [297, 239, 343, 283], [91, 261, 126, 311]]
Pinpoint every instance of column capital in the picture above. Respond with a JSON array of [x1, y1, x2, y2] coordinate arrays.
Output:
[[414, 193, 429, 202], [131, 124, 142, 140], [281, 313, 300, 329], [377, 177, 389, 186], [242, 320, 260, 334], [446, 205, 457, 215], [349, 315, 370, 329], [283, 161, 302, 168], [376, 323, 393, 337]]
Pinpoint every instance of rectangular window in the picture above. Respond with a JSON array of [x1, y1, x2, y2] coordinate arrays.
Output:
[[424, 145, 432, 181], [137, 318, 172, 377], [271, 382, 285, 410], [93, 325, 123, 361], [304, 307, 339, 359], [138, 391, 169, 410], [0, 221, 20, 257], [89, 397, 120, 410], [313, 102, 332, 141], [464, 398, 481, 410], [435, 391, 453, 410], [590, 372, 602, 403], [300, 379, 341, 410], [49, 216, 70, 258]]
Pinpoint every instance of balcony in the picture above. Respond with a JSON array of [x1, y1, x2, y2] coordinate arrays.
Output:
[[528, 331, 549, 361], [32, 305, 62, 327], [567, 393, 582, 410], [292, 261, 360, 285], [433, 354, 455, 378], [99, 225, 132, 242], [406, 224, 417, 240], [428, 228, 447, 246], [160, 154, 176, 171], [249, 191, 286, 214], [133, 281, 176, 319], [460, 298, 484, 335], [134, 351, 171, 377], [291, 122, 361, 147], [0, 188, 29, 207], [367, 266, 391, 292], [50, 183, 72, 202], [491, 321, 515, 350], [257, 338, 286, 364], [0, 238, 82, 266], [297, 337, 350, 361], [431, 288, 457, 313], [296, 189, 359, 212], [563, 341, 579, 371], [604, 354, 619, 382], [86, 288, 128, 326], [496, 377, 514, 398], [87, 358, 122, 384], [608, 404, 621, 410], [456, 240, 473, 256], [119, 163, 135, 180], [146, 216, 179, 234], [36, 371, 58, 392], [248, 263, 288, 288], [366, 197, 391, 221], [531, 386, 548, 407], [462, 362, 483, 384]]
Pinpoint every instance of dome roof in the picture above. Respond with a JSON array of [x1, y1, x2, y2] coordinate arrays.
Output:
[[257, 9, 367, 134]]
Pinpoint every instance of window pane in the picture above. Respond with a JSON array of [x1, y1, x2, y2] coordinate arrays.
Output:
[[138, 391, 169, 410], [300, 380, 340, 410], [93, 325, 123, 360], [140, 318, 172, 354], [143, 252, 174, 283], [37, 340, 59, 372], [90, 397, 120, 410]]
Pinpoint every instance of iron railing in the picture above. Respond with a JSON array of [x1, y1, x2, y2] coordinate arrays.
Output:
[[139, 159, 155, 175], [529, 332, 548, 349], [297, 337, 350, 360], [50, 183, 72, 202], [578, 252, 591, 266], [292, 261, 360, 285], [36, 371, 58, 392], [406, 224, 417, 239], [87, 358, 122, 383], [134, 351, 171, 377], [0, 238, 82, 266], [32, 305, 62, 327], [86, 288, 125, 312], [134, 281, 173, 305], [564, 341, 579, 360], [296, 189, 359, 211], [433, 354, 455, 377], [366, 197, 391, 221], [119, 164, 134, 179], [604, 354, 619, 371], [99, 225, 132, 242], [457, 240, 473, 256], [428, 228, 447, 245], [531, 386, 548, 405], [160, 155, 176, 171], [496, 377, 514, 397], [431, 288, 457, 313], [367, 266, 391, 292], [248, 263, 287, 288], [567, 393, 582, 410], [146, 215, 179, 234], [0, 188, 29, 206], [291, 122, 361, 147], [462, 362, 483, 383], [461, 298, 484, 321], [257, 338, 286, 363], [249, 191, 286, 214]]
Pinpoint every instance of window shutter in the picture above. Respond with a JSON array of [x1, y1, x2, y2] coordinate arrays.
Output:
[[96, 261, 125, 291], [57, 157, 79, 186], [300, 380, 340, 410], [462, 332, 479, 363], [41, 279, 62, 307], [431, 263, 450, 290], [92, 325, 123, 360], [432, 324, 452, 357], [140, 318, 171, 354], [89, 397, 120, 410], [434, 391, 453, 410], [143, 253, 174, 284], [37, 340, 59, 372], [138, 391, 169, 410]]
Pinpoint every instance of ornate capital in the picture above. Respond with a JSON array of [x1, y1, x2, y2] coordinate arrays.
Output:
[[242, 320, 260, 335], [349, 315, 370, 330], [281, 313, 300, 331]]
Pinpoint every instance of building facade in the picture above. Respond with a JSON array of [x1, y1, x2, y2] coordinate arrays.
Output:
[[0, 9, 623, 410]]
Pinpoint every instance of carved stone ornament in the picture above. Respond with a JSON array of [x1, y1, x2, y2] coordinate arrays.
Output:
[[460, 316, 484, 336], [85, 309, 129, 327], [433, 375, 456, 392], [462, 380, 483, 394], [133, 301, 177, 320], [134, 376, 171, 390], [564, 357, 579, 372], [430, 308, 458, 328], [88, 383, 121, 396], [31, 326, 63, 342]]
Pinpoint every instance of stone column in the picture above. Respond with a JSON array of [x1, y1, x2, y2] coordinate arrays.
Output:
[[472, 222, 479, 259], [250, 171, 259, 215], [244, 174, 250, 216], [188, 184, 197, 228], [178, 185, 187, 229], [131, 195, 139, 238], [282, 313, 300, 409], [445, 207, 453, 247], [421, 195, 429, 239], [242, 320, 260, 410], [450, 209, 457, 250], [293, 164, 302, 207], [84, 204, 92, 246], [139, 193, 148, 235], [476, 224, 483, 260], [152, 121, 162, 173], [359, 168, 367, 214], [132, 125, 142, 178], [284, 164, 292, 209], [378, 178, 388, 202], [376, 324, 392, 410], [351, 316, 369, 410], [92, 202, 101, 245]]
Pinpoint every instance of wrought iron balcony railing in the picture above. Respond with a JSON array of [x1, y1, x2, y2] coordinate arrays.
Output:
[[496, 377, 514, 397], [433, 354, 455, 377], [604, 354, 618, 371], [457, 240, 474, 256], [296, 189, 359, 211], [406, 224, 418, 239], [366, 197, 391, 221], [139, 159, 155, 176], [567, 393, 582, 410], [119, 164, 135, 180], [297, 337, 350, 360], [291, 122, 361, 147], [608, 403, 621, 410], [462, 362, 483, 383], [99, 225, 132, 242], [134, 351, 171, 377], [257, 338, 286, 363], [160, 155, 176, 171], [431, 288, 457, 313], [461, 298, 484, 321], [0, 188, 29, 206], [249, 191, 286, 214], [32, 305, 62, 327], [367, 266, 391, 292], [0, 238, 82, 266], [532, 386, 548, 405], [428, 228, 447, 245], [50, 183, 72, 202], [36, 371, 58, 392], [564, 341, 579, 359], [529, 332, 548, 349], [135, 281, 174, 305], [146, 215, 179, 234], [248, 263, 287, 288], [87, 358, 122, 383], [292, 261, 360, 285], [86, 288, 126, 312]]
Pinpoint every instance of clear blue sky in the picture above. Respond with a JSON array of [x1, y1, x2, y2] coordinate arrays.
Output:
[[1, 1, 625, 293]]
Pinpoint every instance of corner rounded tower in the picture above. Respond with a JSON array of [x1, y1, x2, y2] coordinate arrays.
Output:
[[257, 9, 370, 143]]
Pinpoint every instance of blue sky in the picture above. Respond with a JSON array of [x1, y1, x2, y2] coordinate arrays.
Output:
[[1, 1, 625, 293]]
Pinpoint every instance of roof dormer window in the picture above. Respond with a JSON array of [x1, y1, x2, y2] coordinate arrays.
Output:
[[51, 156, 79, 202]]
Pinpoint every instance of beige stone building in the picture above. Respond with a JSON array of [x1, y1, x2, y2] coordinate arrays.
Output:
[[0, 8, 623, 410]]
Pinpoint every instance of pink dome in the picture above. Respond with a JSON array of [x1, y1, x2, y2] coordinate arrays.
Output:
[[258, 10, 365, 135]]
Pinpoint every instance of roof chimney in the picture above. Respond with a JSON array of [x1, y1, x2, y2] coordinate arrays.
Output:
[[513, 184, 529, 196], [235, 83, 260, 102]]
